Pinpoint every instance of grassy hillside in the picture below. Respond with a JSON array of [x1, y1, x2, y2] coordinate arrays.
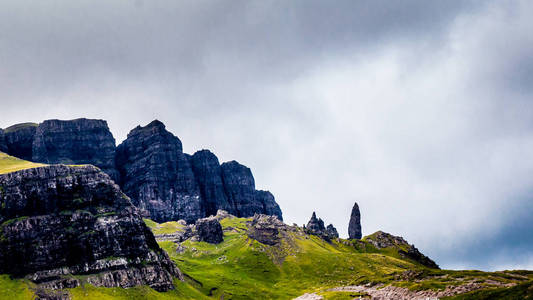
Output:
[[0, 152, 45, 174], [0, 177, 531, 299]]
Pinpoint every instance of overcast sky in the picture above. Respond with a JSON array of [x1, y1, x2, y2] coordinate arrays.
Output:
[[1, 0, 532, 271]]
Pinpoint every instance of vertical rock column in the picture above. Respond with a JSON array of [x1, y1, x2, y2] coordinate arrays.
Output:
[[348, 202, 362, 239]]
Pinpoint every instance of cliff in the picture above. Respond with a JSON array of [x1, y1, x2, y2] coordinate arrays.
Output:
[[31, 118, 119, 182], [0, 165, 181, 292], [115, 120, 203, 223]]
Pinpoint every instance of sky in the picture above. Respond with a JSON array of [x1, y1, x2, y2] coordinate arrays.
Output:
[[1, 0, 532, 271]]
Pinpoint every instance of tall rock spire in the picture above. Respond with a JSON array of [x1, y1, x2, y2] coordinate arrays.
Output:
[[348, 202, 362, 239]]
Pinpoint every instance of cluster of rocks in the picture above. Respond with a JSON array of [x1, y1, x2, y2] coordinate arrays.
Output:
[[1, 118, 282, 224], [364, 231, 439, 269], [304, 212, 339, 241], [0, 165, 182, 292], [154, 213, 225, 245], [247, 214, 289, 245]]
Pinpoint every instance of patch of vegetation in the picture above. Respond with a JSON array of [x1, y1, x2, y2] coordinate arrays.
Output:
[[0, 152, 45, 174], [143, 219, 186, 235], [0, 275, 34, 300]]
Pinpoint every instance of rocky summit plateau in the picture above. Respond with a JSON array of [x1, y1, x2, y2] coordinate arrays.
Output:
[[0, 119, 531, 300]]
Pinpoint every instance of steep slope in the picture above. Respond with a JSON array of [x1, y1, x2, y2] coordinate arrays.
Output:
[[0, 152, 45, 174], [0, 163, 181, 298], [31, 118, 119, 181]]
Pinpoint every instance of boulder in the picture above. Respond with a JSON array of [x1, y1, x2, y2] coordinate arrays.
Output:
[[348, 202, 362, 239], [247, 214, 286, 245], [195, 217, 223, 244], [0, 165, 182, 291], [326, 224, 339, 238]]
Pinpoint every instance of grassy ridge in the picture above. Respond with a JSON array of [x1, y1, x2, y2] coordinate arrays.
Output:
[[0, 152, 45, 174]]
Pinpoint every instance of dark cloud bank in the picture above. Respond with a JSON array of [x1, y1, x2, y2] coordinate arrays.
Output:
[[1, 0, 532, 270]]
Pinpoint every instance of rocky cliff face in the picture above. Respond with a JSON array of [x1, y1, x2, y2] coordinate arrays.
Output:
[[348, 202, 362, 239], [115, 120, 203, 223], [221, 161, 283, 220], [0, 165, 181, 291], [31, 119, 119, 181], [0, 129, 7, 153], [3, 123, 38, 161], [189, 150, 232, 217], [4, 118, 283, 224]]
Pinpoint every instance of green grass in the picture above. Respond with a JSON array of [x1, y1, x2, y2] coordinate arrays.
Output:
[[0, 275, 34, 300], [1, 214, 530, 299], [0, 152, 45, 174], [143, 219, 186, 235]]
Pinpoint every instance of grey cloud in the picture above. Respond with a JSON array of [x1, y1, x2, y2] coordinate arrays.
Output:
[[0, 0, 532, 271]]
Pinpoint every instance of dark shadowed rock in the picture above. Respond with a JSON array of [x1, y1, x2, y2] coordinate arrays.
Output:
[[0, 165, 182, 292], [190, 150, 232, 217], [115, 120, 203, 223], [195, 217, 223, 244], [31, 119, 119, 181], [306, 212, 337, 241], [348, 202, 362, 239], [221, 161, 283, 220], [364, 231, 439, 269], [326, 224, 339, 238], [0, 129, 7, 153], [4, 122, 38, 161]]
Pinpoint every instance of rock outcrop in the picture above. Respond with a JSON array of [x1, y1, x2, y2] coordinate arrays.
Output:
[[247, 214, 287, 246], [326, 224, 339, 238], [364, 231, 439, 269], [195, 217, 223, 244], [115, 120, 203, 223], [3, 123, 38, 161], [0, 165, 182, 291], [348, 202, 362, 239], [31, 119, 119, 181], [305, 212, 338, 241]]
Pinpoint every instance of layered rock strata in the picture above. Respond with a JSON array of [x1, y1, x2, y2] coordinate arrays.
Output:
[[115, 120, 203, 223], [0, 165, 182, 291], [31, 118, 119, 182]]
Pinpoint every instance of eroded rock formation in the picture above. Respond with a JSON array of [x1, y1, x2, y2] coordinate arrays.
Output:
[[348, 202, 362, 239], [305, 212, 338, 241], [0, 129, 6, 152], [0, 165, 182, 291]]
